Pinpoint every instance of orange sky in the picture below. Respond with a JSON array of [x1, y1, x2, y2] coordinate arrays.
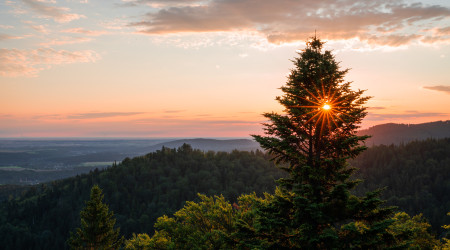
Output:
[[1, 0, 449, 137]]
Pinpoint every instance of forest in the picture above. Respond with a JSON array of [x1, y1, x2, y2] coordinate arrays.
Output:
[[0, 138, 449, 249], [352, 138, 450, 234], [0, 145, 286, 249]]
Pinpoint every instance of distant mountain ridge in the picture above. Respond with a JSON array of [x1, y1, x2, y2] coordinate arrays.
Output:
[[142, 138, 261, 153], [358, 120, 450, 146]]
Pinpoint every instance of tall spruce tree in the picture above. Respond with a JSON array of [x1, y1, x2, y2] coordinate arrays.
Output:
[[68, 185, 123, 249], [247, 36, 399, 249]]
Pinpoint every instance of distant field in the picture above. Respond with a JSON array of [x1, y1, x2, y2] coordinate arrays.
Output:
[[79, 162, 114, 167], [0, 166, 26, 171]]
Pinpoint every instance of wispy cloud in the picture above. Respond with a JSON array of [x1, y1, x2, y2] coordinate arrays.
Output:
[[421, 26, 450, 43], [0, 25, 14, 29], [67, 112, 145, 119], [22, 0, 84, 23], [423, 85, 450, 94], [0, 33, 23, 41], [62, 28, 109, 36], [135, 117, 263, 125], [29, 24, 49, 34], [366, 110, 448, 121], [164, 110, 186, 113], [367, 107, 387, 110], [129, 0, 450, 46], [0, 48, 100, 77], [0, 115, 263, 137], [23, 21, 50, 34], [120, 0, 202, 8]]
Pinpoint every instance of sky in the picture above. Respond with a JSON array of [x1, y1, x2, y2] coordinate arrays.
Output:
[[0, 0, 449, 138]]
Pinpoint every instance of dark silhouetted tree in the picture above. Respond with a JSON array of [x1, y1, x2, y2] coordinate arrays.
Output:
[[247, 36, 399, 248]]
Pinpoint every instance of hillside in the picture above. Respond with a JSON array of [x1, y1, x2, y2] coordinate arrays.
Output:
[[351, 138, 450, 235], [0, 138, 449, 249], [0, 138, 260, 185], [358, 120, 450, 146], [0, 145, 285, 249]]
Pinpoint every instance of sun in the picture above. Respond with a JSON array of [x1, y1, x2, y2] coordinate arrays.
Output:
[[289, 84, 349, 135]]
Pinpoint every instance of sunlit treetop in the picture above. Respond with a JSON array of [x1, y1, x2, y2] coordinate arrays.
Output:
[[254, 36, 370, 169]]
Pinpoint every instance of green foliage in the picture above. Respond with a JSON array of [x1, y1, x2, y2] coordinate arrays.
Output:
[[249, 36, 398, 248], [67, 185, 124, 249], [442, 213, 450, 249], [387, 212, 439, 249], [150, 194, 235, 249], [144, 191, 442, 249], [124, 233, 151, 249], [135, 192, 271, 249]]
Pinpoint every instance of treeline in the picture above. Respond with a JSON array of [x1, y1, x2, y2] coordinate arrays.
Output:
[[351, 138, 450, 234], [0, 145, 286, 249], [0, 139, 449, 249]]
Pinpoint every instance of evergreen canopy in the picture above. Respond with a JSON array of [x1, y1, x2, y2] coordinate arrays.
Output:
[[68, 185, 123, 249], [248, 36, 398, 248]]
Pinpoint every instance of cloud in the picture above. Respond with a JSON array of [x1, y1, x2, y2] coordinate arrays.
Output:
[[421, 26, 450, 44], [423, 85, 450, 94], [0, 115, 263, 137], [22, 21, 50, 34], [22, 0, 84, 23], [135, 116, 263, 125], [0, 48, 100, 77], [129, 0, 450, 46], [164, 110, 186, 113], [0, 34, 22, 41], [62, 28, 109, 36], [367, 106, 387, 110], [67, 112, 145, 119], [438, 26, 450, 36], [0, 25, 14, 29], [366, 110, 448, 121], [29, 24, 49, 33], [120, 0, 202, 8]]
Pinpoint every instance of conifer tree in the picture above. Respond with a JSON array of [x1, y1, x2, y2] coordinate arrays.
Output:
[[247, 36, 398, 248], [68, 185, 123, 249]]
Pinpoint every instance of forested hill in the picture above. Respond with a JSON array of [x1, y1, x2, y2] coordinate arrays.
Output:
[[0, 145, 286, 249], [1, 139, 449, 249], [351, 138, 450, 234], [358, 120, 450, 145]]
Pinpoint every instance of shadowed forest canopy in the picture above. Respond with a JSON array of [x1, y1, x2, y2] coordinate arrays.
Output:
[[0, 139, 449, 249], [0, 146, 286, 249]]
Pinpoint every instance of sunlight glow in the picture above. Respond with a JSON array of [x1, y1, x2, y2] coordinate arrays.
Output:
[[290, 84, 350, 136]]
